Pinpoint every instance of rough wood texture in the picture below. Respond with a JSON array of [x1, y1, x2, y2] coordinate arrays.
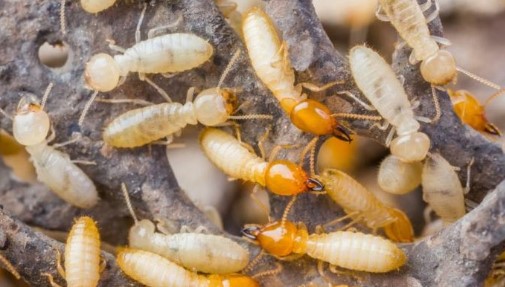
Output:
[[0, 0, 504, 286]]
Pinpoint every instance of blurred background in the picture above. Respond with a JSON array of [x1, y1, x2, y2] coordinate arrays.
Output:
[[2, 0, 505, 285]]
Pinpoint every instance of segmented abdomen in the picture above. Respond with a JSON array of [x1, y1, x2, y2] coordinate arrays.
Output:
[[103, 103, 196, 148], [349, 46, 413, 128], [65, 217, 101, 287], [130, 233, 249, 274], [242, 7, 301, 110], [115, 33, 214, 74], [26, 144, 98, 209], [321, 169, 394, 228], [379, 0, 438, 61], [306, 231, 406, 272], [200, 128, 267, 186], [116, 248, 208, 287]]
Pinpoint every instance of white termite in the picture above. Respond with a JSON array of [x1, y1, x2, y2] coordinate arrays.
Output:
[[12, 84, 98, 208], [121, 183, 250, 274], [378, 154, 423, 194], [348, 45, 430, 162]]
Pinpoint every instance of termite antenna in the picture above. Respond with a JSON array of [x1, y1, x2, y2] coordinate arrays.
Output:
[[135, 3, 148, 44], [484, 88, 505, 107], [456, 67, 501, 90], [281, 195, 297, 227], [0, 253, 20, 280], [41, 82, 54, 110], [227, 114, 273, 120], [243, 249, 265, 273], [121, 183, 139, 224], [430, 85, 442, 123], [251, 262, 283, 279], [217, 49, 241, 89], [60, 0, 66, 35], [0, 107, 12, 121], [78, 91, 99, 127], [332, 113, 383, 121], [299, 136, 318, 171]]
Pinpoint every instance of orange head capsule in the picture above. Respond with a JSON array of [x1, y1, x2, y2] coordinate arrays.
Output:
[[290, 99, 352, 142], [265, 160, 323, 196], [383, 208, 415, 243], [242, 220, 308, 257], [208, 274, 260, 287]]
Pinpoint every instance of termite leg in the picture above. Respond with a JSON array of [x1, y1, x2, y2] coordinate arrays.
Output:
[[138, 73, 172, 102], [53, 134, 82, 149], [0, 254, 20, 280], [135, 3, 148, 43], [250, 185, 271, 222], [99, 257, 107, 273], [107, 41, 127, 53], [299, 80, 343, 93], [337, 91, 376, 111], [147, 16, 183, 39], [243, 250, 265, 273], [268, 143, 301, 162], [425, 0, 440, 24], [408, 51, 419, 65], [78, 91, 99, 128], [384, 126, 396, 147], [464, 157, 475, 194], [46, 125, 57, 144], [193, 226, 209, 234], [154, 218, 174, 235], [41, 82, 54, 110], [329, 264, 353, 276], [42, 273, 63, 287], [369, 120, 390, 131], [430, 35, 452, 47], [319, 211, 360, 232], [374, 4, 390, 21], [71, 160, 97, 165], [55, 249, 66, 278], [257, 127, 271, 160], [251, 262, 283, 279], [185, 87, 196, 103], [419, 0, 433, 12]]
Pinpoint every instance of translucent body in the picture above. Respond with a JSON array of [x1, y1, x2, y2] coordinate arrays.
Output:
[[199, 128, 314, 196], [116, 248, 259, 287], [448, 89, 501, 136], [12, 98, 98, 208], [64, 217, 101, 287], [244, 221, 406, 273], [128, 220, 249, 274], [378, 154, 423, 194], [317, 168, 414, 242], [103, 89, 235, 148], [422, 153, 465, 223], [378, 0, 457, 85], [242, 8, 349, 140], [349, 46, 430, 162], [85, 34, 213, 92], [81, 0, 115, 13]]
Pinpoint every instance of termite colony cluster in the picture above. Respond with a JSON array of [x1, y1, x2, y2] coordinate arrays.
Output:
[[0, 0, 504, 286]]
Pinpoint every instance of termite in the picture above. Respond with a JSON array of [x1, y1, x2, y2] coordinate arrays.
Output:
[[421, 153, 470, 223], [215, 0, 243, 37], [242, 220, 407, 273], [378, 154, 423, 195], [79, 4, 214, 126], [43, 216, 102, 287], [11, 84, 98, 208], [242, 7, 352, 142], [448, 89, 502, 136], [315, 168, 414, 243], [376, 0, 502, 90], [117, 248, 259, 287], [348, 45, 431, 162], [199, 128, 324, 196], [102, 49, 271, 148], [121, 183, 250, 274]]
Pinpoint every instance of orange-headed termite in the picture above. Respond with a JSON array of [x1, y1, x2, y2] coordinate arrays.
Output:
[[12, 84, 98, 208], [349, 45, 431, 162], [378, 154, 423, 195], [242, 7, 352, 142], [121, 183, 250, 274], [116, 248, 259, 287], [448, 89, 502, 136], [102, 50, 271, 148], [242, 220, 407, 273], [43, 216, 102, 287], [199, 128, 324, 196], [316, 168, 414, 243]]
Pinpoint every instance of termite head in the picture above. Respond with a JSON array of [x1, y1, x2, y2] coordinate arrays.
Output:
[[290, 100, 352, 142], [265, 160, 322, 196], [80, 0, 116, 13], [242, 221, 308, 256], [13, 96, 50, 146], [128, 219, 155, 245], [390, 132, 430, 162], [85, 53, 121, 92], [420, 50, 457, 86], [383, 208, 414, 243], [194, 88, 236, 126], [208, 274, 259, 287]]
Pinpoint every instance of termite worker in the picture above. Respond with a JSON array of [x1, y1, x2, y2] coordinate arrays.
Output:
[[102, 50, 271, 148], [316, 168, 414, 243], [121, 183, 250, 274], [448, 89, 502, 136], [43, 216, 102, 287], [378, 154, 423, 195], [117, 248, 259, 287], [200, 128, 324, 196], [242, 7, 352, 142], [12, 85, 98, 208], [422, 153, 468, 223], [242, 220, 407, 273], [349, 45, 431, 162]]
